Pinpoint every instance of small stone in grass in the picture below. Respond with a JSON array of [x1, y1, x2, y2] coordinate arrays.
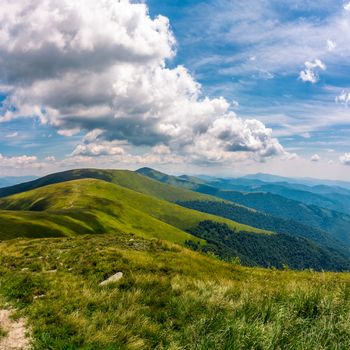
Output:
[[99, 272, 123, 286]]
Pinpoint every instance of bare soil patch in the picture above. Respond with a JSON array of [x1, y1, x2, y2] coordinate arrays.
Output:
[[0, 309, 31, 350]]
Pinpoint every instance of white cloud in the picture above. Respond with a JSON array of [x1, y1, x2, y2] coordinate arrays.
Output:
[[152, 144, 172, 155], [0, 154, 40, 168], [336, 90, 350, 105], [305, 60, 326, 71], [344, 2, 350, 11], [299, 69, 318, 84], [187, 115, 286, 163], [299, 59, 326, 84], [0, 0, 287, 164], [327, 39, 336, 51], [72, 141, 126, 157], [340, 153, 350, 165], [301, 132, 311, 139], [5, 132, 18, 138], [311, 154, 321, 162], [186, 0, 350, 98]]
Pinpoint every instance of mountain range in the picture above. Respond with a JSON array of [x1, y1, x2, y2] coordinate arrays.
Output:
[[0, 167, 349, 271]]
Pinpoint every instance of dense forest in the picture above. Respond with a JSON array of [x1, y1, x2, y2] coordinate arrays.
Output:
[[187, 221, 350, 271], [179, 200, 344, 252], [193, 190, 350, 246]]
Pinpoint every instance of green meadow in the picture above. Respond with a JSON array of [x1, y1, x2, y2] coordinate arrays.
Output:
[[0, 177, 268, 243], [0, 233, 349, 349]]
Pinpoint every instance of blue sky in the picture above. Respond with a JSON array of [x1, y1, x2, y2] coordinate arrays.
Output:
[[1, 0, 350, 179], [148, 0, 350, 153]]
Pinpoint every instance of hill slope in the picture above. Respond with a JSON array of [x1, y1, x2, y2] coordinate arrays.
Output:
[[178, 200, 345, 253], [1, 233, 350, 349], [2, 167, 344, 251], [0, 178, 268, 243], [2, 173, 350, 270], [208, 190, 350, 247], [207, 177, 350, 215], [136, 168, 350, 250], [188, 221, 350, 271], [0, 168, 216, 203]]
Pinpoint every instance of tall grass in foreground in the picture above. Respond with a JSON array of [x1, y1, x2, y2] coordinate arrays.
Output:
[[0, 234, 350, 349]]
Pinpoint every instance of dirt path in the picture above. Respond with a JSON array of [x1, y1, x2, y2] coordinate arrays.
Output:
[[0, 309, 31, 350]]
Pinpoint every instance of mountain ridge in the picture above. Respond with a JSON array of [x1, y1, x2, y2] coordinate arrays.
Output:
[[137, 167, 350, 251], [0, 168, 349, 271]]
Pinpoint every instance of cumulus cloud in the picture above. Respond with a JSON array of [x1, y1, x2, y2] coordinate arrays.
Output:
[[336, 90, 350, 106], [344, 2, 350, 11], [187, 116, 285, 163], [0, 0, 286, 164], [299, 59, 326, 84], [310, 154, 321, 162], [0, 154, 40, 168], [340, 153, 350, 165], [72, 141, 126, 157]]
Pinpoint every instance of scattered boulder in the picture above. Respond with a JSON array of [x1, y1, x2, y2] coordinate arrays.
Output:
[[99, 272, 123, 286]]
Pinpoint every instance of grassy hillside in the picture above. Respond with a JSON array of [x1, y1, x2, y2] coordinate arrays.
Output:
[[136, 167, 215, 193], [0, 168, 216, 203], [1, 233, 350, 349], [0, 179, 268, 243], [2, 170, 349, 271], [4, 168, 346, 249]]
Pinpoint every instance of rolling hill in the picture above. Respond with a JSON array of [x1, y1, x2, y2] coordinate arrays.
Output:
[[0, 178, 269, 244], [0, 167, 344, 252], [0, 169, 350, 271], [203, 190, 350, 247], [0, 168, 215, 203], [177, 200, 345, 253], [137, 168, 350, 251], [206, 176, 350, 215]]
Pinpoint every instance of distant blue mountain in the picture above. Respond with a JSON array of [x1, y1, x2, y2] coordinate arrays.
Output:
[[242, 173, 350, 190], [138, 167, 350, 250], [0, 176, 37, 189]]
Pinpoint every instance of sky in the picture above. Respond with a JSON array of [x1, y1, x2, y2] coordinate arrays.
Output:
[[1, 0, 350, 180]]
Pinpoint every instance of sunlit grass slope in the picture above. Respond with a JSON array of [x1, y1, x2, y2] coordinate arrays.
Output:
[[0, 179, 269, 242], [0, 168, 216, 203], [0, 233, 349, 349]]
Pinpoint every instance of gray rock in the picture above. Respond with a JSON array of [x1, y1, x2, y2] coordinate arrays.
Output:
[[99, 272, 123, 286]]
